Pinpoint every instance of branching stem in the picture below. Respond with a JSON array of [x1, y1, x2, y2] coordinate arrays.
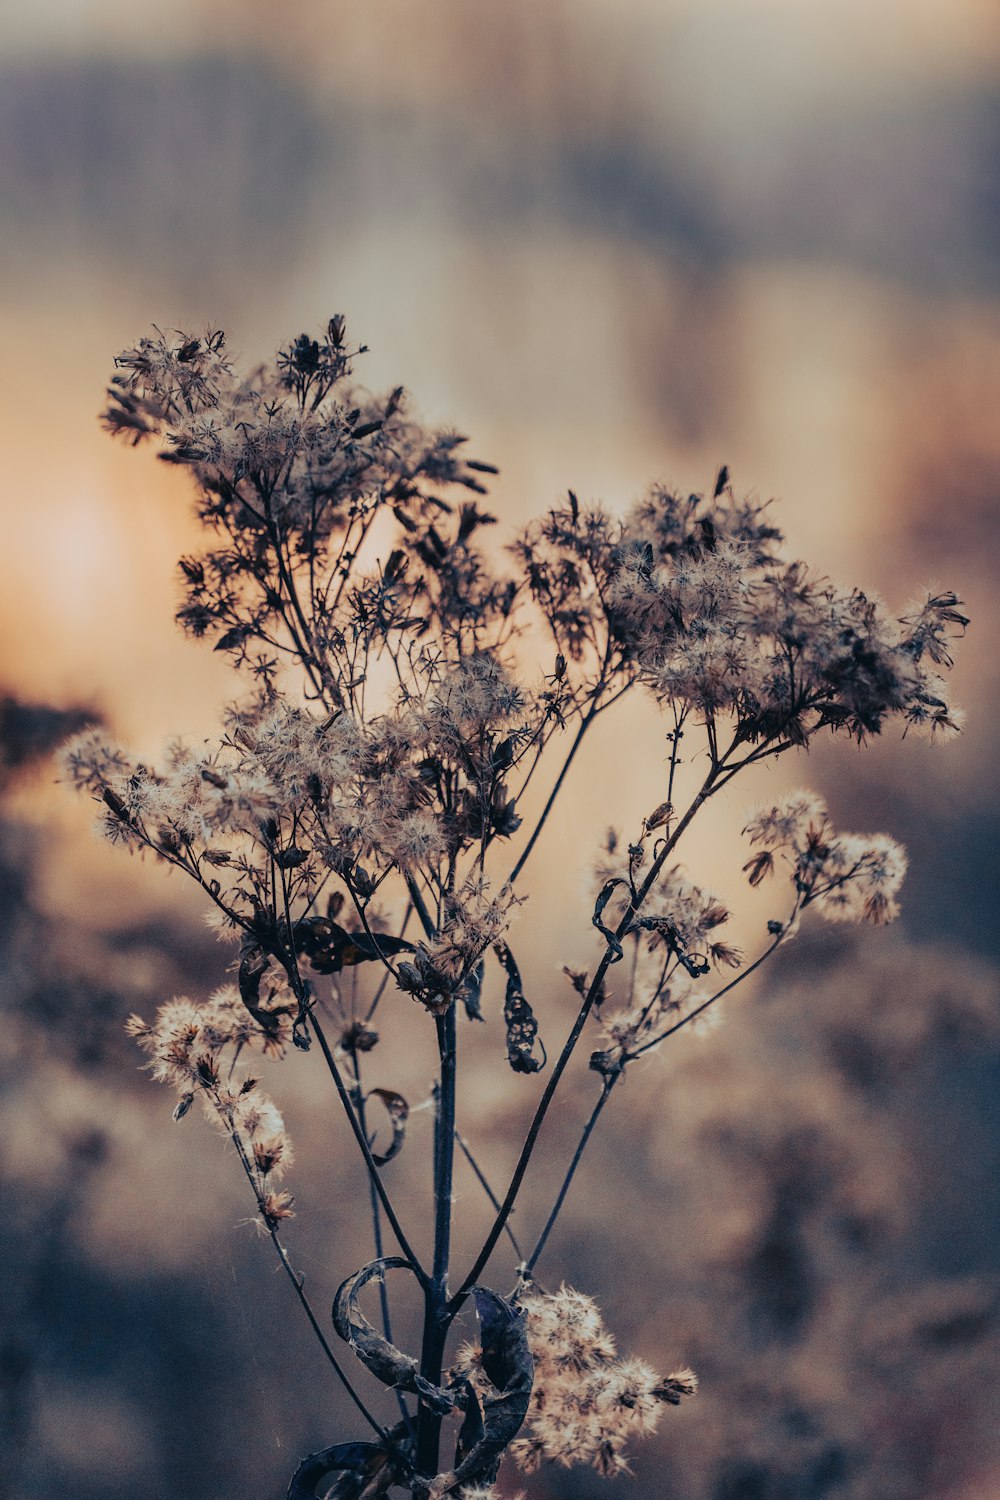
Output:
[[526, 1074, 616, 1274], [229, 1133, 387, 1439], [452, 760, 720, 1307], [349, 1047, 414, 1435], [454, 1128, 525, 1264], [309, 1013, 428, 1286], [508, 703, 598, 885]]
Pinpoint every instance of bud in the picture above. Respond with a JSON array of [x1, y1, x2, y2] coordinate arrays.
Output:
[[645, 802, 672, 832]]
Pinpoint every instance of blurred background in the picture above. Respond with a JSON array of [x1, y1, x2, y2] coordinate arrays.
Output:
[[1, 3, 999, 1497]]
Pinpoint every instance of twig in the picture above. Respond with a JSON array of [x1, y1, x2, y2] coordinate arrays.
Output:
[[349, 1047, 415, 1435], [229, 1134, 388, 1440], [454, 1127, 525, 1264], [525, 1076, 616, 1274], [452, 760, 720, 1307], [508, 704, 597, 885], [628, 899, 800, 1060], [309, 1013, 429, 1287]]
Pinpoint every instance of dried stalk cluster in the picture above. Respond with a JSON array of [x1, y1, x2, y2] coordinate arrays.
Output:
[[62, 320, 966, 1498]]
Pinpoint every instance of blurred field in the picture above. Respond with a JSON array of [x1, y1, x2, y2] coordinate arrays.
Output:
[[2, 4, 999, 1498]]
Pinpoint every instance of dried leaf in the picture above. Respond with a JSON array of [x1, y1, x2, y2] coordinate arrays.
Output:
[[456, 501, 497, 543], [593, 878, 629, 963], [366, 1088, 409, 1166], [452, 1377, 484, 1469], [382, 549, 408, 586], [645, 801, 672, 832], [459, 958, 485, 1022], [429, 1287, 534, 1497], [332, 1258, 455, 1415], [285, 1440, 388, 1500], [495, 944, 545, 1074], [237, 944, 287, 1039], [101, 787, 132, 824], [295, 916, 414, 975], [214, 624, 250, 652], [350, 419, 383, 440]]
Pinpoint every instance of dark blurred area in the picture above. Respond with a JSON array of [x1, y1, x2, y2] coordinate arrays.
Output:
[[2, 4, 998, 1497]]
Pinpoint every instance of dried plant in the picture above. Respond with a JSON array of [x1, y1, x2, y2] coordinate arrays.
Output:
[[62, 319, 968, 1499]]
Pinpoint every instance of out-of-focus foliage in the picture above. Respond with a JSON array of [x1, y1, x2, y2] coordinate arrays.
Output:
[[538, 928, 1000, 1500]]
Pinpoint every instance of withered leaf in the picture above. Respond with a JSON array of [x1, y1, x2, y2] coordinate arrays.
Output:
[[350, 419, 383, 441], [430, 1288, 533, 1497], [459, 958, 485, 1023], [452, 1376, 484, 1470], [381, 549, 408, 586], [593, 878, 629, 963], [285, 1440, 388, 1500], [214, 624, 251, 652], [101, 787, 132, 823], [332, 1258, 454, 1415], [366, 1088, 409, 1166], [295, 915, 414, 975], [495, 944, 545, 1075], [237, 944, 286, 1038], [456, 501, 497, 543]]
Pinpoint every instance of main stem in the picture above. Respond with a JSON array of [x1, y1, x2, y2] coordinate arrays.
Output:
[[415, 1004, 457, 1483]]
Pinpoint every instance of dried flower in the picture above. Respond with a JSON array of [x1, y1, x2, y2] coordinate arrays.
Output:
[[483, 1285, 696, 1478]]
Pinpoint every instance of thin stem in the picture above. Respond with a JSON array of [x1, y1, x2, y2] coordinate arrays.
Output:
[[267, 518, 329, 706], [454, 1128, 525, 1264], [665, 712, 685, 814], [228, 1133, 387, 1439], [309, 1013, 428, 1287], [526, 1075, 616, 1274], [404, 873, 436, 942], [267, 1227, 388, 1439], [508, 704, 597, 885], [431, 1011, 457, 1295], [452, 762, 720, 1306], [273, 850, 424, 1281], [350, 1048, 414, 1435], [343, 878, 405, 980], [628, 900, 800, 1060], [366, 900, 413, 1022], [626, 930, 641, 1007], [711, 735, 794, 794]]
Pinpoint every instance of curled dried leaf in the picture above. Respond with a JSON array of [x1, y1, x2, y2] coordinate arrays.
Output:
[[430, 1287, 534, 1497], [237, 943, 291, 1039], [366, 1088, 409, 1166], [593, 878, 628, 963], [285, 1440, 391, 1500], [495, 944, 545, 1075], [459, 958, 485, 1022], [332, 1258, 454, 1415]]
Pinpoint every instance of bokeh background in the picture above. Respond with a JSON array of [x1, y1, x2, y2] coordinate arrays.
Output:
[[2, 3, 999, 1498]]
